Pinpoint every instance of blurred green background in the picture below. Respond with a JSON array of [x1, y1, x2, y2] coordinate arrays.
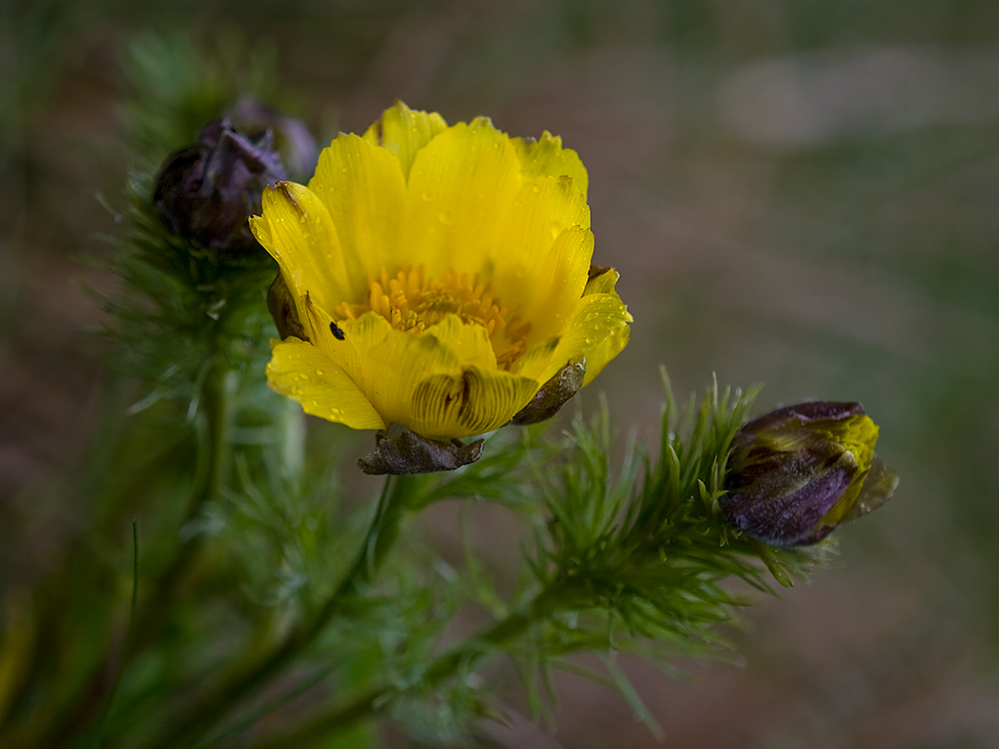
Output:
[[3, 0, 999, 746]]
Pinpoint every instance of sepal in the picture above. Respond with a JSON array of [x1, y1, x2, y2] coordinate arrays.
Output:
[[358, 424, 485, 475]]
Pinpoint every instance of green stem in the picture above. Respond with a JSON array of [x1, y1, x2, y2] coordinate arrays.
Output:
[[91, 521, 140, 745], [145, 474, 412, 749], [131, 363, 237, 647], [190, 363, 239, 522], [31, 364, 236, 749], [244, 581, 567, 749]]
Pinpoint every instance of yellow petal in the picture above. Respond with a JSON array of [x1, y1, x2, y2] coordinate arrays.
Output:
[[362, 100, 448, 180], [267, 338, 386, 430], [583, 266, 620, 296], [817, 415, 880, 527], [406, 118, 523, 278], [575, 269, 632, 385], [411, 366, 539, 439], [517, 286, 632, 387], [302, 298, 537, 439], [251, 182, 350, 329], [511, 131, 588, 199], [308, 134, 408, 299], [424, 314, 499, 371], [578, 306, 631, 385], [492, 215, 593, 348], [304, 300, 460, 427]]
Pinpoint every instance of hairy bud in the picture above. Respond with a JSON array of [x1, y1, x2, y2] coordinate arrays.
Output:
[[154, 118, 287, 255], [721, 401, 898, 546]]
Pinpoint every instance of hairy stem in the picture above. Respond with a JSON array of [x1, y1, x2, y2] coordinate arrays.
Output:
[[145, 474, 413, 749], [32, 363, 236, 749], [132, 363, 238, 645], [244, 581, 567, 749]]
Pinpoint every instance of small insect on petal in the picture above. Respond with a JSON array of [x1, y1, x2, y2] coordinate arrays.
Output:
[[329, 321, 345, 340]]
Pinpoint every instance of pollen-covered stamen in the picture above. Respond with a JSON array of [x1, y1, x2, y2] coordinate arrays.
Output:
[[336, 265, 530, 369]]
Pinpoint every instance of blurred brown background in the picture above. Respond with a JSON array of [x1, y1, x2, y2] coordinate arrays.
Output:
[[3, 0, 999, 746]]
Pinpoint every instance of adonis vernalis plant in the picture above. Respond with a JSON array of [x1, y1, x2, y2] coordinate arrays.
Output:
[[0, 37, 898, 749]]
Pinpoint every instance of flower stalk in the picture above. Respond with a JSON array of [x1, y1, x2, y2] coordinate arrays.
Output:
[[244, 581, 568, 749], [146, 474, 416, 749]]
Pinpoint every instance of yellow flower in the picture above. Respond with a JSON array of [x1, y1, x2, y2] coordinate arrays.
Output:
[[250, 101, 631, 441]]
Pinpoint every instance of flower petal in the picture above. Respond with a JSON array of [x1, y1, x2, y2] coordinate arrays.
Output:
[[411, 366, 539, 439], [406, 118, 523, 277], [266, 338, 386, 430], [303, 299, 460, 427], [423, 314, 498, 371], [362, 101, 448, 180], [250, 182, 356, 337], [494, 221, 593, 348], [575, 271, 632, 386], [577, 302, 631, 385], [251, 182, 350, 330], [517, 278, 632, 387], [302, 298, 537, 439], [308, 134, 408, 299], [511, 131, 588, 199]]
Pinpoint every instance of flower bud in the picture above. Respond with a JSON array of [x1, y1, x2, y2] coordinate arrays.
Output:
[[720, 401, 898, 546], [225, 98, 319, 179], [154, 118, 288, 256]]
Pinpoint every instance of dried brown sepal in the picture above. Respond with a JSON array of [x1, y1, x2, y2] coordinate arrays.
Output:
[[511, 358, 586, 425], [267, 273, 307, 340], [587, 263, 612, 284], [358, 424, 485, 475]]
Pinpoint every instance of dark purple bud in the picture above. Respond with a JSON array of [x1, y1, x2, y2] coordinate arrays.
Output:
[[721, 401, 898, 546], [154, 119, 288, 256], [226, 98, 319, 180]]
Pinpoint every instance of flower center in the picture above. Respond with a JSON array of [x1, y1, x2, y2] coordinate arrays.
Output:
[[335, 266, 530, 369]]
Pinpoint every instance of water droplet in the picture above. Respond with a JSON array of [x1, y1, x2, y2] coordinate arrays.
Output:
[[532, 184, 542, 194], [315, 369, 324, 377], [438, 211, 455, 225], [421, 191, 433, 202]]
